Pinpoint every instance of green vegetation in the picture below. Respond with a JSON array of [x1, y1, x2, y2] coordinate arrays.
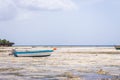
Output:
[[0, 39, 14, 46]]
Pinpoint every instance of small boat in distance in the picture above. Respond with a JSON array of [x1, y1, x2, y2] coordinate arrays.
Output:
[[115, 45, 120, 50], [12, 48, 56, 57]]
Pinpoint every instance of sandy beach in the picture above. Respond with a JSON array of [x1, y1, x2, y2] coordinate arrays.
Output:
[[0, 46, 120, 80]]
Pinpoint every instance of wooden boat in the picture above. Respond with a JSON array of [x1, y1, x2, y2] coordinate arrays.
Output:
[[115, 46, 120, 50], [13, 48, 56, 57]]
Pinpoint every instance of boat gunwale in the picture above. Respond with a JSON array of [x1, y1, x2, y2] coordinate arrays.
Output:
[[16, 50, 53, 53]]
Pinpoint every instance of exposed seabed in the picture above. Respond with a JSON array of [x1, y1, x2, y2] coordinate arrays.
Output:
[[0, 47, 120, 80]]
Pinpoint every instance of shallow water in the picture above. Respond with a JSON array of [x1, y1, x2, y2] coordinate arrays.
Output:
[[0, 52, 120, 80]]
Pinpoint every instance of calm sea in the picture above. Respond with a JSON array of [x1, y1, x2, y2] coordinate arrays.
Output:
[[13, 45, 115, 47]]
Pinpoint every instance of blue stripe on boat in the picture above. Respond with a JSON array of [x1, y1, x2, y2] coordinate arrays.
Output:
[[15, 50, 54, 54]]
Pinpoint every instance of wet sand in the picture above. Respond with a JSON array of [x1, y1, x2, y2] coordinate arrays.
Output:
[[0, 47, 120, 80]]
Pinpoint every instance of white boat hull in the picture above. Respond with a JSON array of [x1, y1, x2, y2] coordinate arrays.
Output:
[[16, 52, 52, 57]]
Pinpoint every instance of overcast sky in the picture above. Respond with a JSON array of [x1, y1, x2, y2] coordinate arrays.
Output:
[[0, 0, 120, 45]]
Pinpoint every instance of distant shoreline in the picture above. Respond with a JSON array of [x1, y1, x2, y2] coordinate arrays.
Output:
[[13, 45, 115, 47]]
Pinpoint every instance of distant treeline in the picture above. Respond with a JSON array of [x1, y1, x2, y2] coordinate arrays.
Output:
[[0, 39, 14, 46]]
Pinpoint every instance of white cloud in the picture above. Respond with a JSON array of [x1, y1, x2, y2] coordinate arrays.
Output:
[[14, 0, 77, 11], [0, 0, 17, 20], [0, 0, 77, 21], [80, 0, 104, 5]]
